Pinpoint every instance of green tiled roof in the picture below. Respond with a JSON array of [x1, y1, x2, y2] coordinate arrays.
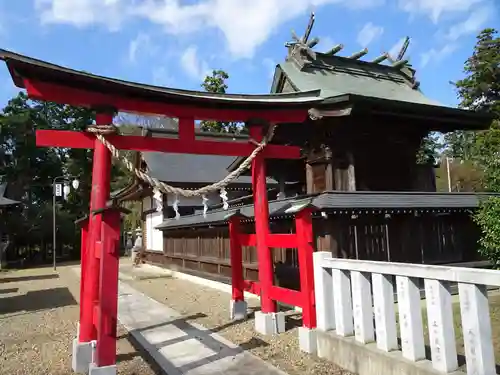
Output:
[[273, 53, 445, 107]]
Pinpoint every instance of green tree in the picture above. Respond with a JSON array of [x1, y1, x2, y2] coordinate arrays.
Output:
[[0, 93, 134, 264], [445, 28, 499, 162], [0, 93, 65, 260], [455, 28, 500, 116], [443, 131, 476, 160], [416, 132, 442, 165], [199, 70, 243, 134], [451, 28, 500, 267]]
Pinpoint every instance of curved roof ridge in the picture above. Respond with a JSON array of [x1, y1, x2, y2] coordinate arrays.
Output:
[[0, 49, 323, 104]]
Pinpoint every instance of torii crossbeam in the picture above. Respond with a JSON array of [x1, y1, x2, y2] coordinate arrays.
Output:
[[0, 49, 322, 374]]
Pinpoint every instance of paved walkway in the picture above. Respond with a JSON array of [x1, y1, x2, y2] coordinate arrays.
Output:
[[73, 267, 289, 375]]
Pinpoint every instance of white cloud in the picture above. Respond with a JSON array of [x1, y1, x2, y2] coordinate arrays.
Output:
[[356, 22, 384, 47], [419, 5, 492, 69], [180, 46, 210, 81], [445, 7, 492, 41], [420, 44, 457, 67], [128, 33, 155, 63], [35, 0, 126, 30], [398, 0, 486, 23], [34, 0, 384, 59]]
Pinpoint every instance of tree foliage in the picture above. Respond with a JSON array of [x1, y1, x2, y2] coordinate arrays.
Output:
[[416, 132, 442, 165], [199, 70, 244, 134], [0, 93, 132, 264], [455, 28, 500, 116], [474, 197, 500, 268], [450, 28, 500, 267], [446, 28, 500, 163]]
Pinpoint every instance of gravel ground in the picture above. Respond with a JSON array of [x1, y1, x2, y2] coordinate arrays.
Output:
[[123, 261, 351, 375], [0, 264, 162, 375]]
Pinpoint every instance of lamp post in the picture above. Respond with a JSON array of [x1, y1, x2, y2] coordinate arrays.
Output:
[[53, 175, 79, 270], [446, 157, 453, 192]]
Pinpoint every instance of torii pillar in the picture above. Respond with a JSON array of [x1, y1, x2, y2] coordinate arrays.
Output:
[[72, 111, 119, 375], [0, 49, 316, 375]]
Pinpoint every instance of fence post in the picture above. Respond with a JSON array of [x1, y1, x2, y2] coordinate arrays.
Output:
[[396, 276, 425, 361], [296, 208, 317, 353], [458, 283, 496, 375], [372, 273, 398, 352], [351, 271, 374, 343], [295, 209, 316, 328], [229, 214, 247, 320], [424, 279, 458, 372], [332, 268, 354, 336], [312, 251, 335, 332]]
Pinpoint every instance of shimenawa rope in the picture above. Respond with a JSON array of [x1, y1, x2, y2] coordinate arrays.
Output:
[[86, 123, 276, 198]]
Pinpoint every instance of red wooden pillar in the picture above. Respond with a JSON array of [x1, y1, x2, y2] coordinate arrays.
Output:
[[80, 112, 114, 343], [295, 208, 317, 329], [94, 207, 122, 368], [250, 125, 276, 314], [229, 215, 244, 302], [75, 216, 89, 328]]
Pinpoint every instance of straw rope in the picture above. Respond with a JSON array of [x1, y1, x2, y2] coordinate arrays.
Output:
[[86, 123, 276, 198]]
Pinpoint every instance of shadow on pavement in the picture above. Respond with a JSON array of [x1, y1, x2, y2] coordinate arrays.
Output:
[[0, 274, 59, 283], [119, 331, 170, 375], [0, 287, 18, 294], [0, 287, 77, 315]]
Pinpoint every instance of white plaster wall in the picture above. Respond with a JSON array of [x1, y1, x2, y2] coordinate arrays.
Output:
[[146, 211, 164, 252]]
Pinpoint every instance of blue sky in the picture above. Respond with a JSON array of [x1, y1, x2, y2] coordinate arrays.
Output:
[[0, 0, 498, 110]]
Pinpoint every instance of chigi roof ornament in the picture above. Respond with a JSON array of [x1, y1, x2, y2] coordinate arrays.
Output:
[[282, 15, 420, 89], [285, 12, 319, 63]]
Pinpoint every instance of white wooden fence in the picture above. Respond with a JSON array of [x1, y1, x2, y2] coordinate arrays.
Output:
[[313, 252, 500, 374]]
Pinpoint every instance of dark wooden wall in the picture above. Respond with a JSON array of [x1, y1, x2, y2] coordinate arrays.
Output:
[[145, 219, 296, 284], [144, 211, 480, 286], [316, 211, 479, 264], [280, 116, 437, 195]]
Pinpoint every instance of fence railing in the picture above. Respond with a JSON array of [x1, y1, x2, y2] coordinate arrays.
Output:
[[313, 252, 500, 374]]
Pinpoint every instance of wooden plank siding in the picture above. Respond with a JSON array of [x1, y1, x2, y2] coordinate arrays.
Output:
[[144, 211, 482, 288]]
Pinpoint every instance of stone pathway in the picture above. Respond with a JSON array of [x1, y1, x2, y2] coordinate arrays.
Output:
[[73, 266, 289, 375], [117, 282, 288, 375], [115, 260, 348, 375]]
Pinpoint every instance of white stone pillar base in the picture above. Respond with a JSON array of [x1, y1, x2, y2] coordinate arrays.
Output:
[[89, 364, 117, 375], [254, 311, 285, 335], [72, 338, 93, 373], [298, 326, 317, 354], [229, 300, 248, 321]]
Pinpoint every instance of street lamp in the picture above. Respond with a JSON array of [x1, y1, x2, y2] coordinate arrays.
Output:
[[446, 157, 453, 192], [53, 175, 79, 271]]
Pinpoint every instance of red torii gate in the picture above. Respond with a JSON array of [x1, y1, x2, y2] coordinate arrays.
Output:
[[0, 49, 321, 374]]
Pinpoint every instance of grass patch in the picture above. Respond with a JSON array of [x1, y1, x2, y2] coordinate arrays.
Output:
[[395, 290, 500, 371]]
